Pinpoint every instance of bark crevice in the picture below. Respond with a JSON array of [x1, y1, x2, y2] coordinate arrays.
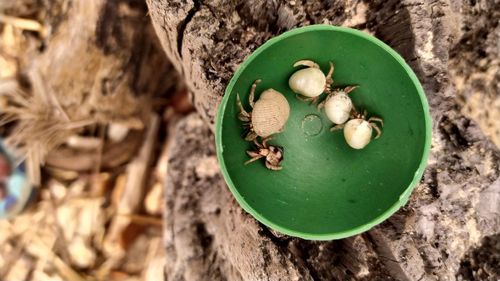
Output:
[[176, 0, 201, 59]]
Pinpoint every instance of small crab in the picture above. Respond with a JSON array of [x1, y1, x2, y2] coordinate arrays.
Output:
[[331, 108, 384, 149], [237, 79, 290, 142], [288, 60, 334, 104], [318, 85, 358, 125], [245, 138, 284, 170]]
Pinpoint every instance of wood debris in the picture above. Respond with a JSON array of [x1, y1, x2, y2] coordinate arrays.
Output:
[[0, 14, 47, 36], [0, 1, 192, 280], [0, 107, 186, 280]]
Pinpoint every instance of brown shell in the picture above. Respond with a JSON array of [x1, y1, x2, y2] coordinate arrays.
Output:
[[251, 89, 290, 138]]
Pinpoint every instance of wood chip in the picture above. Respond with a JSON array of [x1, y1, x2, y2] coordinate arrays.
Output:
[[65, 135, 102, 150], [68, 236, 96, 268], [142, 238, 165, 281], [45, 167, 80, 181], [31, 236, 86, 281], [90, 173, 111, 198], [108, 123, 130, 143], [104, 114, 160, 257], [111, 174, 127, 207], [0, 14, 47, 36], [48, 179, 67, 202], [5, 254, 34, 281], [118, 114, 159, 214], [144, 182, 163, 216]]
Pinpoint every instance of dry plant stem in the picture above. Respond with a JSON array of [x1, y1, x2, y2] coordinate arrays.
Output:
[[0, 14, 46, 35], [119, 114, 159, 214], [104, 114, 160, 255], [47, 192, 72, 265], [29, 69, 70, 122], [0, 237, 29, 277], [31, 236, 86, 281], [0, 75, 96, 186], [93, 125, 106, 175], [45, 130, 143, 172], [117, 214, 163, 226]]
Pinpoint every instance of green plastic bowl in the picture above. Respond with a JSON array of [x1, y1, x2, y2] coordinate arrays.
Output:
[[215, 25, 431, 240]]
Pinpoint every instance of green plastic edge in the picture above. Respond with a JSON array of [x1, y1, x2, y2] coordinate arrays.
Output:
[[215, 24, 432, 240]]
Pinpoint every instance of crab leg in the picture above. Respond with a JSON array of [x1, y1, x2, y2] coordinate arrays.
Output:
[[344, 85, 359, 95], [261, 137, 273, 148], [265, 161, 283, 171], [244, 130, 258, 141], [246, 150, 261, 157], [370, 123, 382, 139], [236, 93, 251, 122], [330, 124, 345, 131], [248, 79, 261, 108], [253, 138, 263, 148], [349, 106, 360, 119], [293, 60, 320, 68], [310, 96, 320, 105], [317, 95, 330, 110], [296, 94, 319, 105], [368, 117, 384, 126], [325, 62, 334, 87], [295, 94, 311, 102], [245, 154, 264, 165]]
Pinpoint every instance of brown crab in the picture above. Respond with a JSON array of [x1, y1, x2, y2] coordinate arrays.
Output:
[[245, 138, 284, 170]]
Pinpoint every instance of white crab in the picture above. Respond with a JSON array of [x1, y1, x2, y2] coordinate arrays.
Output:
[[288, 60, 334, 104], [331, 109, 384, 149], [318, 85, 358, 125]]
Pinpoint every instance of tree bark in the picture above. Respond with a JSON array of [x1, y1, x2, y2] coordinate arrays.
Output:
[[148, 0, 500, 280], [29, 0, 174, 126]]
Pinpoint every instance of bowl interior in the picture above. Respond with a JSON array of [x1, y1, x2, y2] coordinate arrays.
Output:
[[217, 26, 430, 239]]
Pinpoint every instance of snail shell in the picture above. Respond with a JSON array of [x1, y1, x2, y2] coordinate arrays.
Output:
[[251, 89, 290, 138], [344, 119, 372, 149], [325, 93, 353, 124], [288, 67, 326, 98]]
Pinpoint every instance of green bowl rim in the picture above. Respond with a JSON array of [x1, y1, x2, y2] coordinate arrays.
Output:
[[215, 24, 432, 240]]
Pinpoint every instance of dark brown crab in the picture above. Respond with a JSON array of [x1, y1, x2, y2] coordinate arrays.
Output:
[[245, 138, 284, 170]]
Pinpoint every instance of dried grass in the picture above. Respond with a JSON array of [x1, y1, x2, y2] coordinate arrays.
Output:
[[0, 73, 95, 185]]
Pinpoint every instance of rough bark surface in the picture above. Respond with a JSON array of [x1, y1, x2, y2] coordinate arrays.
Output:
[[449, 1, 500, 146], [150, 0, 500, 280], [30, 0, 173, 125], [166, 113, 392, 281]]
